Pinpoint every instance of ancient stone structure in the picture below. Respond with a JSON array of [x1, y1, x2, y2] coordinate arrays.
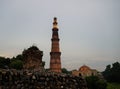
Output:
[[22, 46, 43, 71], [72, 65, 100, 77], [0, 70, 88, 89], [50, 17, 61, 73], [0, 18, 89, 89]]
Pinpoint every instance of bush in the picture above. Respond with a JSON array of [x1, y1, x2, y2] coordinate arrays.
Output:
[[0, 57, 10, 68], [85, 75, 107, 89], [10, 60, 23, 70], [107, 83, 120, 89]]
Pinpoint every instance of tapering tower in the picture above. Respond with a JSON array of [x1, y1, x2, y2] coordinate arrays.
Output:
[[50, 17, 61, 73]]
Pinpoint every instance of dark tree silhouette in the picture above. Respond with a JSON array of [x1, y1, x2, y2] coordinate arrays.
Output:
[[0, 57, 10, 68], [103, 62, 120, 83], [85, 75, 107, 89]]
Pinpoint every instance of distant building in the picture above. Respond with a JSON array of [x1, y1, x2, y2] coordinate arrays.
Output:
[[72, 65, 99, 77]]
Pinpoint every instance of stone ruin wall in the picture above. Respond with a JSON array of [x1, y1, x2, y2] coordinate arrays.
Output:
[[22, 46, 43, 71]]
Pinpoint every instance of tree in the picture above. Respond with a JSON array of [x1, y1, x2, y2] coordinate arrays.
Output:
[[0, 57, 10, 68], [62, 68, 71, 74], [9, 54, 24, 70], [85, 75, 107, 89], [42, 61, 45, 67], [10, 59, 23, 70], [111, 62, 120, 82], [103, 65, 112, 82], [103, 62, 120, 83], [15, 54, 23, 61]]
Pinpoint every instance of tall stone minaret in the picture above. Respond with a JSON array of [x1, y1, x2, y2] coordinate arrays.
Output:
[[50, 17, 61, 73]]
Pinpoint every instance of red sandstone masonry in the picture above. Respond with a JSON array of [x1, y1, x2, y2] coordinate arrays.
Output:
[[50, 17, 61, 73]]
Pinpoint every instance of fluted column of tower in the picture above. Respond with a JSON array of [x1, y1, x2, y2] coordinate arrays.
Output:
[[50, 17, 61, 73]]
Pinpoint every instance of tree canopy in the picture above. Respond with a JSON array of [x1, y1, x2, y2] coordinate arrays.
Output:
[[103, 62, 120, 83], [0, 55, 23, 70], [0, 57, 10, 68], [85, 75, 107, 89], [62, 68, 71, 74]]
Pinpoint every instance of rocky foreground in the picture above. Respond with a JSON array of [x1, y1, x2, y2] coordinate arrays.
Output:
[[0, 69, 88, 89]]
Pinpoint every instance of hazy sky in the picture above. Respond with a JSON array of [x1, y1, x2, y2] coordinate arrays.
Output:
[[0, 0, 120, 71]]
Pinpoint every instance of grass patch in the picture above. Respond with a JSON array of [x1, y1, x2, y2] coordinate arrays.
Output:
[[107, 83, 120, 89]]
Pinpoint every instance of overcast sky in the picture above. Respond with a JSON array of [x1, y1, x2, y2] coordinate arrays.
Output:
[[0, 0, 120, 71]]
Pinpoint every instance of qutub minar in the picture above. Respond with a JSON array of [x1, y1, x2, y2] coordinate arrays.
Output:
[[50, 17, 61, 73]]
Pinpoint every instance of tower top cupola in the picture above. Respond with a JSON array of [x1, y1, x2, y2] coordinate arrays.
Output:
[[53, 17, 58, 29]]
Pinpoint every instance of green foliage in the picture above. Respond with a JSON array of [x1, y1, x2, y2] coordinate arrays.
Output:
[[96, 80, 108, 89], [45, 68, 50, 71], [62, 68, 71, 74], [107, 83, 120, 89], [42, 61, 45, 67], [103, 62, 120, 83], [0, 57, 10, 68], [10, 59, 23, 70], [85, 75, 107, 89], [0, 54, 23, 70], [15, 54, 23, 61], [10, 54, 23, 70], [62, 68, 68, 73], [0, 46, 44, 70]]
